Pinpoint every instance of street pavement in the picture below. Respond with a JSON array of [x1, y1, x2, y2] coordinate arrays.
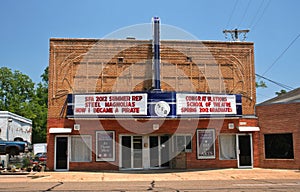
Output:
[[27, 168, 300, 182], [0, 168, 299, 191]]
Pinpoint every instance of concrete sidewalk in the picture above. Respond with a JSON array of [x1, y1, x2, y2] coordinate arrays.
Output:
[[27, 168, 300, 182]]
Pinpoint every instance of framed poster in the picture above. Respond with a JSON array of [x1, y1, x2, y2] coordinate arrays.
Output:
[[96, 131, 115, 161], [197, 129, 215, 159]]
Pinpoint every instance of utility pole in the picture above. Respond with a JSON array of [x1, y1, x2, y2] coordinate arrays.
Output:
[[223, 28, 250, 41]]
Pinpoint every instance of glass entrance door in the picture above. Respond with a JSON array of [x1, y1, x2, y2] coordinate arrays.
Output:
[[55, 137, 68, 170], [120, 135, 170, 169], [160, 136, 170, 167], [149, 136, 159, 167], [237, 134, 253, 168], [149, 136, 170, 168], [121, 136, 131, 169], [133, 136, 143, 168]]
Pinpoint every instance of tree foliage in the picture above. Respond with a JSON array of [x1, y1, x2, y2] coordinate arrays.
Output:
[[256, 80, 267, 88], [275, 89, 287, 96], [0, 67, 48, 143], [0, 67, 35, 115]]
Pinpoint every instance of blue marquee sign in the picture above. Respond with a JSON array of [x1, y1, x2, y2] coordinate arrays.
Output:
[[66, 92, 242, 119]]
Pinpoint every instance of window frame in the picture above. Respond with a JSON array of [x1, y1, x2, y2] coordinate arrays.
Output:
[[172, 134, 192, 153], [264, 133, 294, 159], [196, 129, 216, 159], [96, 131, 116, 162], [218, 134, 237, 160], [70, 135, 92, 162]]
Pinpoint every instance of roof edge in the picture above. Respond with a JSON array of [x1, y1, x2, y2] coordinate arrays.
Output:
[[49, 37, 254, 45]]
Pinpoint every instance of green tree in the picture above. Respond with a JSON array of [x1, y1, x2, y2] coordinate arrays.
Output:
[[0, 67, 48, 143], [275, 89, 287, 96], [0, 67, 35, 116], [256, 80, 267, 88], [31, 67, 48, 143]]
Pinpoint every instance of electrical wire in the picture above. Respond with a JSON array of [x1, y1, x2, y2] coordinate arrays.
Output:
[[248, 0, 266, 28], [256, 92, 272, 100], [224, 0, 270, 33], [250, 0, 271, 30], [261, 33, 300, 77], [226, 0, 239, 29], [255, 73, 294, 90], [238, 0, 252, 28]]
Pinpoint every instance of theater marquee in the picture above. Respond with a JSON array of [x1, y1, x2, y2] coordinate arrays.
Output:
[[176, 93, 237, 115], [74, 93, 147, 116], [67, 92, 242, 118]]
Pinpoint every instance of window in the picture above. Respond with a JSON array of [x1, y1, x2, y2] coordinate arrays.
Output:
[[219, 135, 236, 160], [96, 131, 115, 161], [264, 133, 294, 159], [173, 135, 192, 152], [186, 56, 193, 62], [70, 135, 92, 162], [197, 129, 215, 159], [118, 57, 124, 63]]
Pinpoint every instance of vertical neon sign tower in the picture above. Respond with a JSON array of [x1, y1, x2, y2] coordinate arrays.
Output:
[[152, 16, 161, 91]]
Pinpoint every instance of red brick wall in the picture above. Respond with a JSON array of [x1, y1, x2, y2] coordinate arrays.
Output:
[[186, 118, 259, 169], [47, 38, 258, 171], [47, 118, 259, 170], [256, 103, 300, 169], [48, 39, 256, 120]]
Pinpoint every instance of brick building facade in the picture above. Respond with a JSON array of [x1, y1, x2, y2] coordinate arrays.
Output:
[[256, 88, 300, 169], [47, 35, 259, 171]]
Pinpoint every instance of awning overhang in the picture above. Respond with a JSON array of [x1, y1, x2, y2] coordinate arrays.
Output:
[[49, 128, 72, 134], [238, 126, 260, 132]]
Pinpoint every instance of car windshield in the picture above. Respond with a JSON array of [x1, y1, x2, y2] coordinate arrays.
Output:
[[35, 153, 46, 156]]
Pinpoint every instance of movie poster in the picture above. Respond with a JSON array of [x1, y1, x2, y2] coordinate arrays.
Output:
[[197, 129, 215, 159]]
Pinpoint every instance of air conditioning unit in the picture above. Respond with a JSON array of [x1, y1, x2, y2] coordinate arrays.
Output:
[[74, 124, 80, 131]]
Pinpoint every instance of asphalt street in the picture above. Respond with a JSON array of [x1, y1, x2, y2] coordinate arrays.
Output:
[[0, 168, 299, 191], [0, 179, 300, 191]]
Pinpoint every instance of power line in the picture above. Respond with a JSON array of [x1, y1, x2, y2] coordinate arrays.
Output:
[[248, 0, 266, 28], [256, 92, 272, 100], [238, 0, 252, 28], [226, 0, 239, 29], [255, 73, 294, 90], [261, 33, 300, 77], [250, 0, 271, 30]]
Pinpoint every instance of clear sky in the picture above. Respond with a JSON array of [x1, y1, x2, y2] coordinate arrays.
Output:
[[0, 0, 299, 103]]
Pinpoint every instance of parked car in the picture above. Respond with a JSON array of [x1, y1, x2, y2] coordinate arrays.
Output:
[[34, 152, 47, 163], [0, 138, 29, 156], [32, 152, 47, 171]]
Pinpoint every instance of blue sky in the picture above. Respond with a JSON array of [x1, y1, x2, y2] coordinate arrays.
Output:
[[0, 0, 299, 103]]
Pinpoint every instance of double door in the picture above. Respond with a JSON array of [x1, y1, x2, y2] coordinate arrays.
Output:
[[121, 135, 169, 169]]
